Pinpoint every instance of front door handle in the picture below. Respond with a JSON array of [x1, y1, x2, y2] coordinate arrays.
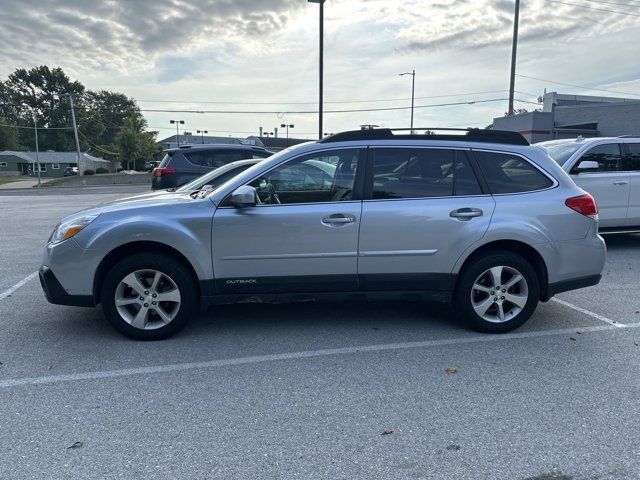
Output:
[[450, 208, 483, 220], [322, 214, 356, 226], [613, 180, 628, 185]]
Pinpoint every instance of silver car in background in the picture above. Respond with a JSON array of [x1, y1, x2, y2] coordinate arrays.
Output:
[[538, 136, 640, 233], [40, 128, 606, 340]]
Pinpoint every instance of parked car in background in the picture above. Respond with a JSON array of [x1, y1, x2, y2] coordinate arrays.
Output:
[[152, 144, 273, 190], [538, 136, 640, 233], [63, 166, 78, 176], [124, 159, 264, 202], [41, 128, 605, 340], [144, 160, 160, 172]]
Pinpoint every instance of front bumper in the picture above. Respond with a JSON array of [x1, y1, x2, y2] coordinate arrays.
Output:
[[39, 266, 95, 307]]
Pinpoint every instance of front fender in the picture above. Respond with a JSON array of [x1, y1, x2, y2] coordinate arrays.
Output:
[[75, 202, 215, 280]]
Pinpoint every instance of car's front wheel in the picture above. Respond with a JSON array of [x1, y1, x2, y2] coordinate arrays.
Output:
[[101, 253, 197, 340], [453, 251, 540, 333]]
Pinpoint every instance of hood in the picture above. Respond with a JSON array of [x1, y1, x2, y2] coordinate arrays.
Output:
[[60, 192, 199, 222]]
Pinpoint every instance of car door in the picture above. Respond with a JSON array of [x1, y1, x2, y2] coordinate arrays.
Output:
[[211, 148, 365, 294], [357, 147, 495, 293], [567, 143, 629, 228], [622, 142, 640, 227]]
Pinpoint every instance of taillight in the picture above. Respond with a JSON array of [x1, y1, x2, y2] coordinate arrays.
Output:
[[152, 167, 176, 177], [565, 193, 598, 219]]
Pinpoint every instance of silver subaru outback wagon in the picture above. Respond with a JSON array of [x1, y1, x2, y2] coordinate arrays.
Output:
[[40, 128, 606, 340]]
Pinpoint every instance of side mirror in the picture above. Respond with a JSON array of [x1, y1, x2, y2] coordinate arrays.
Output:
[[230, 185, 257, 208], [575, 160, 599, 172]]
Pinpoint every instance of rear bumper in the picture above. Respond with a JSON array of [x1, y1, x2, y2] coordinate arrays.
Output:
[[543, 274, 602, 301], [39, 266, 95, 307]]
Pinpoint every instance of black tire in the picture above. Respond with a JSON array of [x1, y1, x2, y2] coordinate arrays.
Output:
[[453, 250, 540, 333], [100, 253, 198, 340]]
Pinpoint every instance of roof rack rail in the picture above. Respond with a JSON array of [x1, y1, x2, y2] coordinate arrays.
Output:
[[319, 127, 529, 146], [618, 135, 640, 138]]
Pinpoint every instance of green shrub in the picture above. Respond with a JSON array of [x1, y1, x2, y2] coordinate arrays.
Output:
[[95, 167, 109, 174], [84, 169, 95, 175]]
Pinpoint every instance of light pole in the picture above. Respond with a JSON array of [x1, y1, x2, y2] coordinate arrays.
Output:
[[280, 123, 294, 145], [508, 0, 521, 116], [399, 70, 415, 133], [308, 0, 325, 141], [197, 130, 208, 144], [170, 119, 185, 146]]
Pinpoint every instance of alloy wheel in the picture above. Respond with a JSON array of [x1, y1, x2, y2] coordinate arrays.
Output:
[[114, 269, 181, 330], [470, 265, 529, 323]]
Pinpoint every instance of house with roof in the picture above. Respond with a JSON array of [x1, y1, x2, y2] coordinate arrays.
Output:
[[0, 151, 111, 177]]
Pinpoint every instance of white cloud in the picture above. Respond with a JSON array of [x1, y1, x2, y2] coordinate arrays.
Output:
[[1, 0, 639, 138]]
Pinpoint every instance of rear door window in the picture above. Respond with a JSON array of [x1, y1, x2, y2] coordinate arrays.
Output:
[[623, 144, 640, 171], [573, 144, 622, 173], [474, 151, 553, 194], [370, 148, 481, 199]]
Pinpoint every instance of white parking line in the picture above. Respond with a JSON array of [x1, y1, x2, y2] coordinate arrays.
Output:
[[1, 322, 638, 390], [551, 297, 623, 328], [0, 271, 38, 301]]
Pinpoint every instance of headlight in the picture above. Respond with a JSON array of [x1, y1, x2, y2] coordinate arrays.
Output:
[[49, 214, 100, 244]]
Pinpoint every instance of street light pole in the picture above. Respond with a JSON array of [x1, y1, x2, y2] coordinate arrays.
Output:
[[399, 70, 416, 133], [170, 119, 185, 146], [280, 124, 294, 145], [32, 112, 41, 187], [308, 0, 325, 140], [508, 0, 520, 116], [197, 130, 208, 144]]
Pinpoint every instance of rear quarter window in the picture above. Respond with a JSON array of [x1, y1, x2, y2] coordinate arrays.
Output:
[[474, 151, 553, 194]]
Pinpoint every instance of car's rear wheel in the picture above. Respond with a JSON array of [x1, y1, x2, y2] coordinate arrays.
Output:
[[101, 253, 197, 340], [453, 251, 539, 333]]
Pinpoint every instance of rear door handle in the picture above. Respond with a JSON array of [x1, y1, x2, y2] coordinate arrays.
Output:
[[322, 214, 356, 226], [613, 180, 628, 185], [450, 208, 483, 220]]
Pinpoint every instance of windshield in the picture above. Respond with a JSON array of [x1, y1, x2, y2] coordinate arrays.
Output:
[[537, 141, 583, 166]]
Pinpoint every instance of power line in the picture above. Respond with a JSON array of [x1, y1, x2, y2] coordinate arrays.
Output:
[[541, 0, 640, 16], [579, 0, 640, 8], [516, 74, 640, 97], [137, 90, 510, 106], [139, 98, 511, 115], [0, 122, 74, 130], [77, 130, 119, 156]]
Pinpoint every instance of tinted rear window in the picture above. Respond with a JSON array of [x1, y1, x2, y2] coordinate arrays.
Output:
[[623, 144, 640, 171], [158, 153, 172, 167], [474, 151, 553, 194], [185, 149, 257, 168], [573, 144, 621, 173], [371, 148, 481, 199]]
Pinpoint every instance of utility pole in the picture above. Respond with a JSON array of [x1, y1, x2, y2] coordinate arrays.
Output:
[[308, 0, 325, 140], [508, 0, 520, 116], [67, 94, 83, 176], [32, 112, 41, 187]]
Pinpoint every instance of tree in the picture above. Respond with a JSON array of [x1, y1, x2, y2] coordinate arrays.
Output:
[[115, 115, 163, 170], [2, 66, 85, 151], [0, 121, 21, 150]]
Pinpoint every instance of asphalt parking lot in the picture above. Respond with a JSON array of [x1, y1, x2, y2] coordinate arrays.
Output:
[[1, 186, 639, 480]]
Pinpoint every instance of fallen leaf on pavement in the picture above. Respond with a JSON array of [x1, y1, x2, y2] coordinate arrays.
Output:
[[381, 429, 393, 436], [447, 444, 461, 451], [445, 367, 458, 374], [67, 441, 83, 450]]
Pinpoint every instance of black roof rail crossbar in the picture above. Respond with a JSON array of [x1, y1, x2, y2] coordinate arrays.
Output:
[[319, 127, 529, 146]]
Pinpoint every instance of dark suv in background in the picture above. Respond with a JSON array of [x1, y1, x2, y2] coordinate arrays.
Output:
[[152, 144, 273, 190]]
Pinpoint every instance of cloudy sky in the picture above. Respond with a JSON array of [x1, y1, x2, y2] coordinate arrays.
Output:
[[1, 0, 639, 140]]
